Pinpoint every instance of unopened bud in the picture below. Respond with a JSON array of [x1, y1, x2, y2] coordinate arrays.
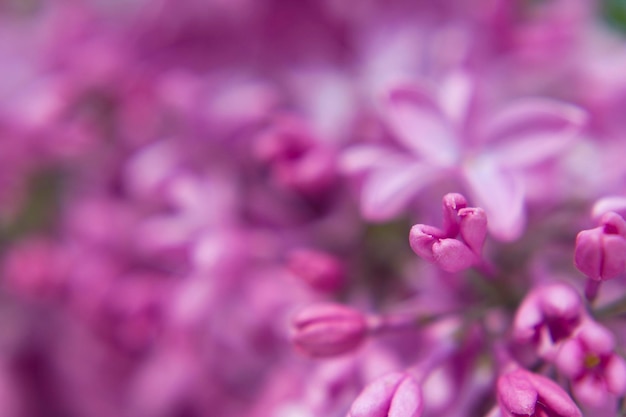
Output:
[[409, 194, 487, 273], [291, 303, 368, 358], [575, 212, 626, 281]]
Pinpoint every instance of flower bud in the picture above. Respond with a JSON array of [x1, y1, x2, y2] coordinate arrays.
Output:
[[575, 212, 626, 281], [409, 193, 487, 273], [442, 193, 467, 236], [513, 283, 582, 349], [291, 303, 368, 358], [348, 372, 423, 417], [408, 224, 446, 263], [458, 207, 487, 255], [431, 238, 479, 273]]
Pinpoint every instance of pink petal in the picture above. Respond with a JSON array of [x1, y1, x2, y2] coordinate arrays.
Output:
[[592, 196, 626, 221], [600, 234, 626, 280], [360, 162, 440, 221], [578, 321, 615, 354], [481, 98, 587, 169], [497, 370, 537, 416], [409, 224, 446, 262], [528, 372, 582, 417], [600, 212, 626, 237], [605, 355, 626, 395], [441, 193, 467, 237], [513, 293, 543, 341], [538, 283, 582, 320], [555, 339, 584, 378], [437, 71, 474, 126], [458, 207, 487, 254], [574, 228, 603, 280], [384, 85, 459, 166], [463, 158, 526, 241], [339, 145, 413, 175], [572, 374, 608, 409], [348, 372, 406, 417], [388, 375, 423, 417], [432, 239, 478, 273]]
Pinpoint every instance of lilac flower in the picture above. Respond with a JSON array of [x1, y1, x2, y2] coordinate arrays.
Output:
[[513, 283, 583, 352], [575, 211, 626, 282], [254, 116, 338, 198], [409, 193, 487, 272], [555, 319, 626, 409], [342, 72, 587, 241]]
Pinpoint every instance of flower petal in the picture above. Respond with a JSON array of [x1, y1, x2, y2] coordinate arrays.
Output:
[[384, 85, 459, 166], [605, 355, 626, 395], [592, 196, 626, 221], [463, 158, 526, 241], [339, 145, 412, 175], [432, 239, 478, 273], [481, 98, 587, 169], [555, 339, 584, 378], [388, 375, 423, 417], [530, 371, 582, 417], [497, 370, 537, 416], [348, 372, 405, 417], [360, 162, 440, 221], [458, 207, 487, 255]]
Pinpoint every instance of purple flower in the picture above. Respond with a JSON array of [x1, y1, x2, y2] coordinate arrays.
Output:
[[254, 115, 338, 197], [342, 72, 587, 241], [409, 193, 487, 272], [575, 211, 626, 282], [513, 283, 583, 356], [555, 320, 626, 408]]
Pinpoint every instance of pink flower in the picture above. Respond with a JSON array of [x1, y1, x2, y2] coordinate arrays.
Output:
[[342, 72, 587, 241], [409, 193, 487, 272], [575, 211, 626, 281], [555, 320, 626, 408], [513, 283, 583, 356]]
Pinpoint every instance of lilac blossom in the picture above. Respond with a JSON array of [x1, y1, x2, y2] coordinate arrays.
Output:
[[342, 72, 587, 241], [575, 197, 626, 300], [409, 193, 487, 273], [555, 319, 626, 409], [512, 283, 583, 359]]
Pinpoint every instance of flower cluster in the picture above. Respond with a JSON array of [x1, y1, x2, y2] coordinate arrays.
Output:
[[1, 1, 626, 417]]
